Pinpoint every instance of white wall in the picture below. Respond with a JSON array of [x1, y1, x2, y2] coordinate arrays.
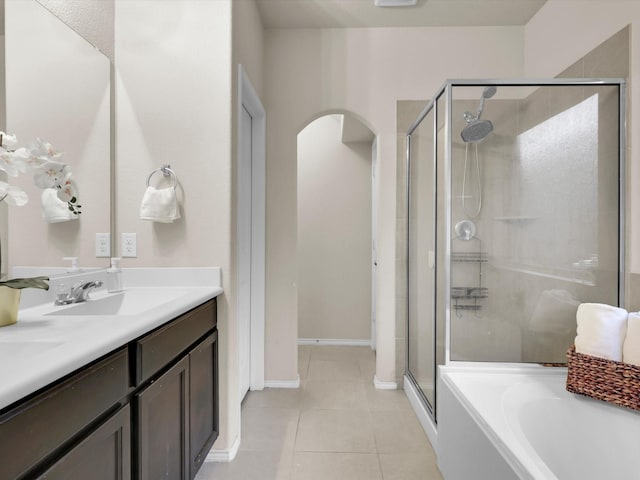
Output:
[[297, 114, 372, 341], [264, 26, 524, 384], [524, 1, 638, 280], [115, 0, 236, 451]]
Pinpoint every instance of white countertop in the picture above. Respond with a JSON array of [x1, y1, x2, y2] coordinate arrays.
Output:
[[0, 267, 223, 411]]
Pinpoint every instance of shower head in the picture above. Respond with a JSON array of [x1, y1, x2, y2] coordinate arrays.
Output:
[[461, 119, 494, 143], [482, 86, 497, 99], [461, 86, 497, 142]]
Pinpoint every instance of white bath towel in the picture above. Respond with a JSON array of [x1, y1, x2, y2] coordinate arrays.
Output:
[[529, 289, 579, 334], [41, 188, 77, 223], [622, 312, 640, 366], [139, 186, 180, 223], [574, 303, 628, 362]]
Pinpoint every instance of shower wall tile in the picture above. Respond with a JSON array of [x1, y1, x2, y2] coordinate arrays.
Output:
[[396, 218, 408, 261], [396, 256, 407, 300], [557, 59, 584, 79], [627, 273, 640, 311], [396, 297, 407, 338], [517, 87, 549, 135], [583, 26, 629, 79], [547, 83, 585, 120], [396, 136, 408, 220]]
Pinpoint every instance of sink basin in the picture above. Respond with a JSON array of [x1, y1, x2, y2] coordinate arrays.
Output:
[[45, 289, 186, 316], [0, 340, 64, 358]]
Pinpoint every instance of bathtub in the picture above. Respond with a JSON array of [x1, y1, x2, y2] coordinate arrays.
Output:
[[438, 366, 640, 480]]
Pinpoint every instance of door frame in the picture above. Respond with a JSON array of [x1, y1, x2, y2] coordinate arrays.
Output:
[[237, 64, 265, 392], [371, 136, 378, 351]]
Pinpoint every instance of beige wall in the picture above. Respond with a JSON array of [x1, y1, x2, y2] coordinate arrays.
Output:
[[115, 0, 236, 451], [264, 26, 524, 384], [297, 114, 372, 341]]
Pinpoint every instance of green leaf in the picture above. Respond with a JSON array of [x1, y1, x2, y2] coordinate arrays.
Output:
[[0, 276, 50, 290]]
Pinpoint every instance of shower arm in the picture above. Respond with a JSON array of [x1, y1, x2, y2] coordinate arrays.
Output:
[[475, 96, 487, 121]]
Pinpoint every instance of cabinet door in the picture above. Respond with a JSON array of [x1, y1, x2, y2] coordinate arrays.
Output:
[[136, 356, 190, 480], [37, 405, 131, 480], [189, 330, 218, 478]]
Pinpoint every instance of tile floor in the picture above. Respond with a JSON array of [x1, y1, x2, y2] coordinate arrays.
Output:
[[195, 345, 443, 480]]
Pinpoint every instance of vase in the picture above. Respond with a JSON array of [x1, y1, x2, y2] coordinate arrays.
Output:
[[0, 286, 21, 327]]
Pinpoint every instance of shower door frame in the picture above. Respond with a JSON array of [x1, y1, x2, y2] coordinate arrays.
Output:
[[405, 78, 627, 424]]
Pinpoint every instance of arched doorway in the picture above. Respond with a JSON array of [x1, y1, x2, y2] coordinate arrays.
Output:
[[296, 113, 377, 351]]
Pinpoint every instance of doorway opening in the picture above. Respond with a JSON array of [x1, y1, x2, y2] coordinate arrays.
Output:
[[296, 113, 377, 349]]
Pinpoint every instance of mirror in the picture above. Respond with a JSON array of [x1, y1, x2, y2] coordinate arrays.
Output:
[[2, 0, 112, 275]]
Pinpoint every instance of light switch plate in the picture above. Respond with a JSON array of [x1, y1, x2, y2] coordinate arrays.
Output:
[[122, 233, 137, 258], [95, 233, 110, 257]]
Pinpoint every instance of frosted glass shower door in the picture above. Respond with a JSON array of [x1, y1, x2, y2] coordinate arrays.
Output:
[[407, 106, 437, 410], [448, 82, 624, 364]]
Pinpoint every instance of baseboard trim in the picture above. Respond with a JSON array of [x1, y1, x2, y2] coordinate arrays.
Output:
[[205, 434, 240, 463], [404, 375, 438, 449], [373, 375, 398, 390], [298, 338, 372, 347], [264, 374, 301, 389]]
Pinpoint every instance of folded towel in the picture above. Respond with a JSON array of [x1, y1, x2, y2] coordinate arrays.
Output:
[[139, 186, 180, 223], [41, 188, 77, 223], [623, 312, 640, 366], [529, 289, 579, 334], [574, 303, 628, 361]]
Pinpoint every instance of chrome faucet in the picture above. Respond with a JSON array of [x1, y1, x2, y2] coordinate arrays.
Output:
[[54, 280, 104, 305]]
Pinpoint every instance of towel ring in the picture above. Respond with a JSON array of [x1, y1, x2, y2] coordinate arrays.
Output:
[[146, 164, 178, 189]]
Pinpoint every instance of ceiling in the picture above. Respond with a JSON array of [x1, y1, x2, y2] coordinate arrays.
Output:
[[255, 0, 548, 29]]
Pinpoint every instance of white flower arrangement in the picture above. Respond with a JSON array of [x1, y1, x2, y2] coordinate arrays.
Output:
[[0, 133, 81, 291], [0, 134, 81, 215]]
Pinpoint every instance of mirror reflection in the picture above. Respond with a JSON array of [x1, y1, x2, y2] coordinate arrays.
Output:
[[2, 0, 111, 276]]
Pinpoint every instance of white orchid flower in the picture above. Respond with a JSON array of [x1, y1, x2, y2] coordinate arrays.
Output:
[[0, 147, 28, 177], [0, 181, 28, 206], [33, 161, 68, 189], [28, 138, 63, 163], [0, 132, 18, 150], [57, 177, 78, 203]]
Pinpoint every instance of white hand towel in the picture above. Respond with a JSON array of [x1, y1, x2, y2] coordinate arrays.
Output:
[[139, 186, 180, 223], [529, 289, 579, 334], [41, 188, 77, 223], [574, 303, 628, 361], [622, 312, 640, 366]]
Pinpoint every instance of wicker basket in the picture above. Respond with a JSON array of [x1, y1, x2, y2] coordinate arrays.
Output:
[[566, 345, 640, 411]]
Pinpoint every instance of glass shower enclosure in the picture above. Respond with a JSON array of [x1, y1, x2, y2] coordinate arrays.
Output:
[[406, 79, 625, 422]]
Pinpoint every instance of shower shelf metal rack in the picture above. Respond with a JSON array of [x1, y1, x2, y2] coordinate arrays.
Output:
[[451, 248, 488, 315]]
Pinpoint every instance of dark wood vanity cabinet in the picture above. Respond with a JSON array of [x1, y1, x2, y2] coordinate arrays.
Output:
[[36, 405, 131, 480], [0, 298, 218, 480], [0, 348, 129, 480], [133, 300, 218, 480]]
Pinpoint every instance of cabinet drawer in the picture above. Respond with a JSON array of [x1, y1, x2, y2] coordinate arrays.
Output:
[[0, 348, 129, 480], [134, 300, 216, 385]]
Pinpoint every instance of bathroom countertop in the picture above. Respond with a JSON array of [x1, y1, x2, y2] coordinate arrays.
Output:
[[0, 268, 223, 412]]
